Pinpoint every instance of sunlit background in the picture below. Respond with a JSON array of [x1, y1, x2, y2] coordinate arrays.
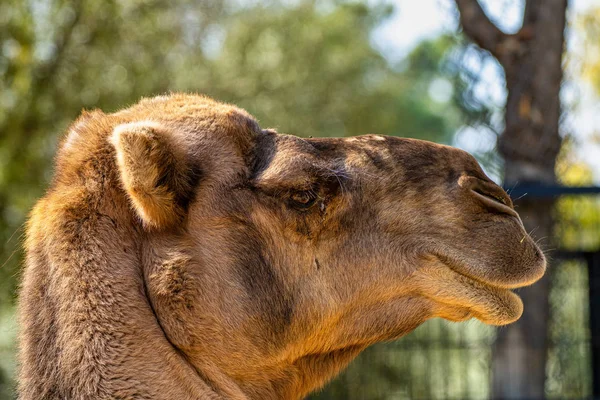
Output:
[[1, 0, 599, 399]]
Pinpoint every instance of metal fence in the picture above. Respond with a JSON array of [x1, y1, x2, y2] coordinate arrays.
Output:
[[311, 185, 600, 400]]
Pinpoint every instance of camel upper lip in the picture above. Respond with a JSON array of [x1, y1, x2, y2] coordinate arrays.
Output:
[[435, 253, 532, 291], [449, 263, 519, 291]]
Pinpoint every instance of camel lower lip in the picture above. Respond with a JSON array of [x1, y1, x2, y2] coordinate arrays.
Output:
[[414, 260, 524, 326], [443, 265, 524, 325]]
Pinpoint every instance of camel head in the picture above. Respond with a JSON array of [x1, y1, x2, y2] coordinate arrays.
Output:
[[108, 94, 545, 397], [22, 94, 545, 399]]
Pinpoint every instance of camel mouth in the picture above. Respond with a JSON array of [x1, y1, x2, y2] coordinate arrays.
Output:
[[442, 265, 524, 326], [413, 258, 525, 326]]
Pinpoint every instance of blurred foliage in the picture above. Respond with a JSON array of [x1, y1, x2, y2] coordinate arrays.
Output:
[[542, 148, 599, 398], [546, 260, 591, 398], [555, 143, 600, 251], [200, 3, 462, 141], [312, 320, 497, 400], [579, 6, 600, 94]]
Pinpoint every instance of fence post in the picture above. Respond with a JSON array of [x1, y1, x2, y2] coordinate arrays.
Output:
[[588, 251, 600, 399]]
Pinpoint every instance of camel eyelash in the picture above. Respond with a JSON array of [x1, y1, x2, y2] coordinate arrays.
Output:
[[289, 189, 319, 209]]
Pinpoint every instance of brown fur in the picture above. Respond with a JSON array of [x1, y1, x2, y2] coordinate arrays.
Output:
[[18, 94, 545, 399]]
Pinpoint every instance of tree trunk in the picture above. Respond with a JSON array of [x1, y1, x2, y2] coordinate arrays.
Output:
[[454, 0, 568, 398]]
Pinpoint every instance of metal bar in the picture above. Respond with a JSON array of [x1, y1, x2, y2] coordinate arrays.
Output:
[[587, 252, 600, 399], [503, 184, 600, 199], [554, 250, 596, 260]]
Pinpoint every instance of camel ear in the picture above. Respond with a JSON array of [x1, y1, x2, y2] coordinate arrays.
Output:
[[110, 121, 198, 229]]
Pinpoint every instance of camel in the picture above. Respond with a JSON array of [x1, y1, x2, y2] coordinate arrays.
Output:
[[18, 94, 546, 399]]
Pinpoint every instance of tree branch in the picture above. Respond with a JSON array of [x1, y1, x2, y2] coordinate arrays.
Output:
[[517, 0, 536, 40], [455, 0, 507, 59], [522, 0, 536, 27]]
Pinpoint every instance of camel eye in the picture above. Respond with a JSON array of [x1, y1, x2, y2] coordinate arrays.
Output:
[[290, 190, 317, 209]]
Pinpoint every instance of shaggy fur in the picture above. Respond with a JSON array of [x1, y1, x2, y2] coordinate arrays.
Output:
[[18, 94, 545, 399]]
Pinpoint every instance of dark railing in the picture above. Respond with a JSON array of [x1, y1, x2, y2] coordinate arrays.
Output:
[[554, 250, 600, 399], [506, 184, 600, 400], [586, 251, 600, 399], [504, 184, 600, 198]]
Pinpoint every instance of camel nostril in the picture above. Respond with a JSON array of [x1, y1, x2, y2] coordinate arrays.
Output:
[[470, 189, 520, 219], [535, 247, 543, 259], [458, 175, 517, 217], [472, 188, 507, 206]]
